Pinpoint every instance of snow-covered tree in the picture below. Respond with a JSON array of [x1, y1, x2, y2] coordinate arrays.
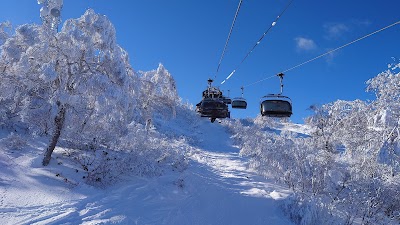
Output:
[[228, 62, 400, 224], [0, 21, 11, 45], [138, 63, 179, 122], [0, 8, 185, 183], [367, 63, 400, 167], [0, 9, 140, 165]]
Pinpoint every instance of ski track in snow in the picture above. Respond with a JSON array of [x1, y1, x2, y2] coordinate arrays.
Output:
[[0, 118, 294, 225]]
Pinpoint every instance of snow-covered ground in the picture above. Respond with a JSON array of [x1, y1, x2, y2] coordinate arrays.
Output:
[[0, 117, 294, 225]]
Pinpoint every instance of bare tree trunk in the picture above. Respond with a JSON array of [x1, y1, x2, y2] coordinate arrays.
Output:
[[42, 103, 66, 166]]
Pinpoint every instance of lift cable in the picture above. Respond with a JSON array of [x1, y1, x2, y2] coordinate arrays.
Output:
[[215, 0, 243, 79], [220, 0, 294, 85], [243, 19, 400, 88]]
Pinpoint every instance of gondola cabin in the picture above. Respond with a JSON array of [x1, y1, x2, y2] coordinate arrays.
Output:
[[231, 97, 247, 109], [260, 94, 292, 117]]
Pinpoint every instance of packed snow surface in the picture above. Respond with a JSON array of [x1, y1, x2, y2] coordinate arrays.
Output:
[[0, 118, 294, 225]]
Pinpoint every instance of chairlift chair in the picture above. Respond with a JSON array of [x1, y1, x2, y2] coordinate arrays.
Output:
[[260, 94, 292, 117], [197, 79, 230, 122], [197, 98, 230, 122], [231, 86, 247, 109], [259, 73, 292, 117], [231, 97, 247, 109], [222, 97, 232, 105]]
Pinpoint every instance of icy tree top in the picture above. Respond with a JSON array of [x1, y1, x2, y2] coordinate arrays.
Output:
[[38, 0, 64, 31]]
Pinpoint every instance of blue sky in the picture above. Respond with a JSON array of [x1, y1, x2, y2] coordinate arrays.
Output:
[[1, 0, 400, 124]]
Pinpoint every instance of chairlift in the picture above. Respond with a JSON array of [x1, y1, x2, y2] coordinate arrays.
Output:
[[231, 87, 247, 109], [196, 79, 230, 123], [260, 94, 292, 117], [232, 97, 247, 109], [260, 73, 292, 117], [221, 89, 232, 104], [202, 79, 223, 99], [196, 98, 230, 123], [222, 97, 232, 105]]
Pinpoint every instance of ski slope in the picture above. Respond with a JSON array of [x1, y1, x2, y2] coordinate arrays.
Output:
[[0, 118, 294, 225]]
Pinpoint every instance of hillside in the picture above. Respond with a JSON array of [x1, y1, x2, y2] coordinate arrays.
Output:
[[0, 116, 295, 225], [1, 7, 399, 225]]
